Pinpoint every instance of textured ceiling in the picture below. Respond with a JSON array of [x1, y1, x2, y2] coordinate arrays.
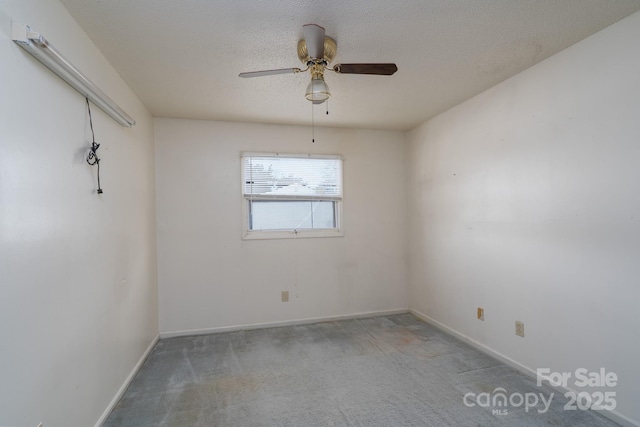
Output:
[[60, 0, 640, 130]]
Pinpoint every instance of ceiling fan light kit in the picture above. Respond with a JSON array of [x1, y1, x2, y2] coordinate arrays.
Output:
[[305, 76, 330, 103], [239, 24, 397, 105]]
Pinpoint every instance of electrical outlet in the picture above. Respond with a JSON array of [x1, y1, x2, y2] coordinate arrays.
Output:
[[281, 291, 289, 302], [515, 321, 525, 337], [477, 307, 484, 321]]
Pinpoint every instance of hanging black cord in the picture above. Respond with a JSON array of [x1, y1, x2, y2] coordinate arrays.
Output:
[[85, 98, 103, 194], [311, 102, 315, 143]]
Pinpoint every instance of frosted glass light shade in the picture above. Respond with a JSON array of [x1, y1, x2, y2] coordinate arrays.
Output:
[[305, 76, 331, 103]]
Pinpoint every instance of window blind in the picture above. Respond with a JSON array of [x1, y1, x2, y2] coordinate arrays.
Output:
[[242, 153, 343, 201]]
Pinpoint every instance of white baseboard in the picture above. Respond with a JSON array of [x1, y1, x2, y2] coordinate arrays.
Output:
[[409, 308, 538, 377], [160, 308, 410, 339], [94, 334, 159, 427], [409, 308, 638, 427]]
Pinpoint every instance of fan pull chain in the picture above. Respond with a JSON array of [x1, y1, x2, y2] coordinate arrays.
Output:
[[326, 99, 329, 115], [311, 102, 315, 143]]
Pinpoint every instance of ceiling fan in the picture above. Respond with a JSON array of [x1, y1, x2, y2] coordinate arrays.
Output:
[[239, 24, 398, 104]]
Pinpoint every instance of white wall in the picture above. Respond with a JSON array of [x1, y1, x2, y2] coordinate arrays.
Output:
[[407, 11, 640, 426], [0, 1, 158, 426], [155, 119, 408, 334]]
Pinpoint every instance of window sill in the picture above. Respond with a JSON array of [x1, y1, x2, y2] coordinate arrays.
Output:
[[242, 229, 344, 241]]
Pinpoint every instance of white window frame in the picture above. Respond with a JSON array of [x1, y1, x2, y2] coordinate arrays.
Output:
[[241, 152, 344, 240]]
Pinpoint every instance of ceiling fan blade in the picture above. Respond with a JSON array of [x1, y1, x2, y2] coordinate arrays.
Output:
[[303, 24, 325, 59], [333, 63, 398, 75], [239, 68, 301, 78]]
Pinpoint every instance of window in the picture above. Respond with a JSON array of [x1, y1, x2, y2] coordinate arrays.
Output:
[[241, 152, 343, 239]]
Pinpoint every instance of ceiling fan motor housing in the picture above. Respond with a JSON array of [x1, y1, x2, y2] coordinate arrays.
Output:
[[297, 37, 337, 65]]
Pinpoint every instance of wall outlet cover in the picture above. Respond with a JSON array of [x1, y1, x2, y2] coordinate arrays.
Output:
[[515, 321, 525, 337]]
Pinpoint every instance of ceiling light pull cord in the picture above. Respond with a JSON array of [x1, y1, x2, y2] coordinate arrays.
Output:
[[85, 98, 103, 194], [311, 102, 315, 143]]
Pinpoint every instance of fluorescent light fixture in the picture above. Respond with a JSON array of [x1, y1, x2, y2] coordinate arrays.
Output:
[[12, 23, 135, 127]]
